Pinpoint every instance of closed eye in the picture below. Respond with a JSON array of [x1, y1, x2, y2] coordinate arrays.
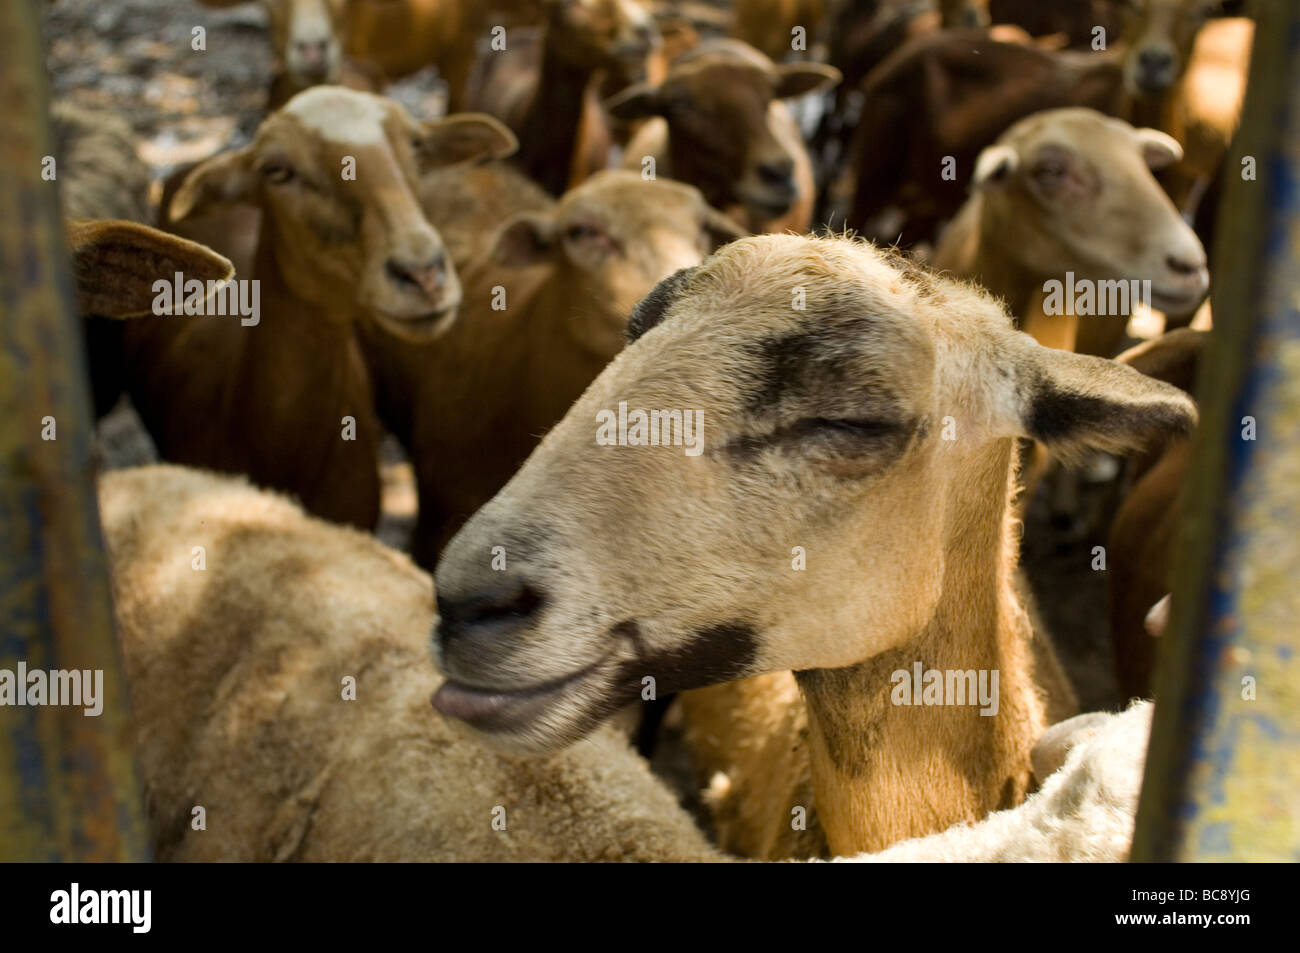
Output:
[[795, 417, 904, 439]]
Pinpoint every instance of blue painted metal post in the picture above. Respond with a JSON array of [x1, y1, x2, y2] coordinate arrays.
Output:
[[0, 0, 149, 860], [1131, 0, 1300, 861]]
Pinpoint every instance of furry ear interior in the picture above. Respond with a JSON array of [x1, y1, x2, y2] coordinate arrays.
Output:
[[169, 147, 255, 222], [1134, 127, 1184, 171], [604, 83, 663, 120], [491, 213, 558, 268], [67, 219, 235, 318], [972, 144, 1018, 189], [418, 113, 518, 168], [773, 63, 841, 99], [1002, 335, 1198, 464]]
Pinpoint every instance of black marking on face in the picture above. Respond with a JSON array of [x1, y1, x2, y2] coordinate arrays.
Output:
[[613, 618, 758, 693], [626, 265, 699, 342]]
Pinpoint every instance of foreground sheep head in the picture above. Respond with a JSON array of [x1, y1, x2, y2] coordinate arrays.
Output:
[[430, 234, 1196, 753], [169, 86, 516, 338]]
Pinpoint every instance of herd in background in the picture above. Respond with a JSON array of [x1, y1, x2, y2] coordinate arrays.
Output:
[[50, 0, 1258, 860]]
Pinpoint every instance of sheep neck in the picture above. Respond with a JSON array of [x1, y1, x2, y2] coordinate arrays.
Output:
[[968, 219, 1041, 324], [794, 440, 1043, 855], [517, 33, 599, 196]]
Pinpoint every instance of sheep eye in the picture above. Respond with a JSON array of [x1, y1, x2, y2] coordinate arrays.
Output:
[[261, 163, 295, 185], [802, 417, 901, 440]]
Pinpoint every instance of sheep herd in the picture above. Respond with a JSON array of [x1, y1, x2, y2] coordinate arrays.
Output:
[[38, 0, 1261, 862]]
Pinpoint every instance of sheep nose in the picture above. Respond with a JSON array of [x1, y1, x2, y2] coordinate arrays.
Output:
[[435, 580, 545, 650], [386, 253, 448, 298], [756, 157, 795, 187], [1137, 48, 1174, 79], [295, 40, 329, 68]]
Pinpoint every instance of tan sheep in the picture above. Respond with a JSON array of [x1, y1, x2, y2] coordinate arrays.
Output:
[[430, 233, 1194, 857], [932, 108, 1208, 357]]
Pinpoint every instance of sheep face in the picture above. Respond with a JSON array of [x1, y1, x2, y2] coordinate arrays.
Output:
[[545, 0, 660, 83], [169, 88, 515, 338], [429, 234, 1196, 753], [263, 0, 348, 88], [608, 41, 839, 227], [488, 170, 747, 360], [970, 108, 1209, 318], [1117, 0, 1217, 97]]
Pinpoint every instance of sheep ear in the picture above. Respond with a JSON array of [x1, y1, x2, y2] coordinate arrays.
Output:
[[169, 147, 255, 222], [417, 113, 518, 168], [972, 144, 1018, 189], [996, 333, 1198, 464], [67, 219, 235, 319], [703, 206, 748, 250], [1134, 127, 1183, 170], [491, 212, 557, 268], [773, 63, 840, 99], [605, 83, 663, 120]]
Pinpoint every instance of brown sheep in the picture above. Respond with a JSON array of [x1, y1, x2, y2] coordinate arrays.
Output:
[[131, 88, 515, 530], [469, 0, 658, 195], [361, 166, 746, 567], [1108, 328, 1206, 699], [607, 39, 840, 233], [430, 234, 1195, 856]]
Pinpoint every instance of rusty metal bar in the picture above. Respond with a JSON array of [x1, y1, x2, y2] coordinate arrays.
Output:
[[0, 0, 148, 861], [1131, 0, 1300, 861]]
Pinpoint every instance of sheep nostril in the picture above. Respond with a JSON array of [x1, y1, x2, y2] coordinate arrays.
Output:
[[757, 159, 794, 187], [387, 255, 447, 297], [436, 584, 545, 645]]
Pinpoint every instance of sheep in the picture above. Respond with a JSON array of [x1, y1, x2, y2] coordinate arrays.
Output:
[[430, 233, 1195, 857], [468, 0, 658, 196], [730, 0, 828, 62], [50, 104, 150, 225], [99, 464, 1150, 862], [98, 464, 723, 862], [931, 108, 1209, 358], [360, 166, 747, 568], [1107, 328, 1205, 698], [50, 104, 161, 421], [254, 0, 386, 108], [838, 0, 1244, 244], [606, 39, 840, 233], [131, 87, 516, 530]]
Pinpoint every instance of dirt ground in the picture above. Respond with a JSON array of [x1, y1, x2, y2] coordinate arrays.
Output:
[[46, 0, 1122, 745]]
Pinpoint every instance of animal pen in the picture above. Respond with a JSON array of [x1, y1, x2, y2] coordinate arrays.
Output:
[[1, 0, 1298, 866]]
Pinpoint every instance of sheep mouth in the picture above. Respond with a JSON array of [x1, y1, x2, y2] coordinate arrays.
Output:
[[373, 304, 457, 339], [431, 652, 614, 736]]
